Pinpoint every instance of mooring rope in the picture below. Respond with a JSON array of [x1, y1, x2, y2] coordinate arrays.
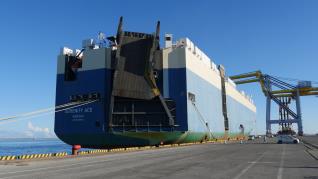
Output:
[[190, 101, 214, 139], [0, 100, 98, 123]]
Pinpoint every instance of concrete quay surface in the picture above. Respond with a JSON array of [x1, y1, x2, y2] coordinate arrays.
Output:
[[0, 138, 317, 179], [301, 136, 318, 147]]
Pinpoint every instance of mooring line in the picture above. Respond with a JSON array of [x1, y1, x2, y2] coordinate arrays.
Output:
[[0, 100, 97, 124]]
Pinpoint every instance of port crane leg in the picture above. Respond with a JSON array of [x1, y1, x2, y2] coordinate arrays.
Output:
[[296, 89, 303, 136], [266, 96, 272, 136], [230, 70, 318, 136]]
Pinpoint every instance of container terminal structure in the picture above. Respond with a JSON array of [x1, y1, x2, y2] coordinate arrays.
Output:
[[230, 71, 318, 136], [54, 17, 256, 148]]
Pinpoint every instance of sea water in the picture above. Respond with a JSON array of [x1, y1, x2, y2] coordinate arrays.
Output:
[[0, 138, 71, 156]]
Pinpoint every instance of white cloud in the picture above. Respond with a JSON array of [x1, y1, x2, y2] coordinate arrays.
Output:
[[26, 121, 53, 138]]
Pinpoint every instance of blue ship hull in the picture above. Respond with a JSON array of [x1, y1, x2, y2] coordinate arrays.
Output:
[[55, 67, 255, 148]]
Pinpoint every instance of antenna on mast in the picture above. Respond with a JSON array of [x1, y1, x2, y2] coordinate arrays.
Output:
[[97, 31, 107, 47]]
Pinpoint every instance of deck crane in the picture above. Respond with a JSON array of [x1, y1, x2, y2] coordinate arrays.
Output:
[[229, 71, 318, 136]]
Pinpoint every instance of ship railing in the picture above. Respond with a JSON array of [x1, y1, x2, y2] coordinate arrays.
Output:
[[110, 123, 179, 132]]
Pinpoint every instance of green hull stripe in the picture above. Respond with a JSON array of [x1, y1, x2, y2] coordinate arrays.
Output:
[[58, 131, 247, 148]]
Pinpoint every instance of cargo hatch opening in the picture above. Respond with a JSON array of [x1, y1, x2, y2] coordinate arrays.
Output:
[[108, 17, 176, 131], [62, 46, 86, 81]]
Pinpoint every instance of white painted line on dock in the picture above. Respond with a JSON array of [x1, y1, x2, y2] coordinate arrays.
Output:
[[248, 161, 276, 164], [233, 152, 267, 179], [277, 144, 286, 179]]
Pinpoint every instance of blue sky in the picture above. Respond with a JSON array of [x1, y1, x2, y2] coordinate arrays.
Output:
[[0, 0, 317, 137]]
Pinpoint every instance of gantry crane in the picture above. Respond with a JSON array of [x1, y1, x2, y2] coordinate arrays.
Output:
[[229, 71, 318, 136]]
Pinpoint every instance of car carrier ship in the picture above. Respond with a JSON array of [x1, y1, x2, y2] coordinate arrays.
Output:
[[54, 17, 256, 148]]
